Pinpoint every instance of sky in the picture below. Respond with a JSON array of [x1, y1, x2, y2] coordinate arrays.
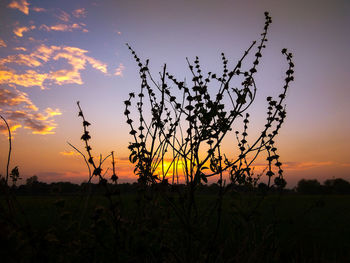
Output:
[[0, 0, 349, 187]]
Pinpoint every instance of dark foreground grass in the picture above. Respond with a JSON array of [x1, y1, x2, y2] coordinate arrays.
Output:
[[1, 193, 349, 262]]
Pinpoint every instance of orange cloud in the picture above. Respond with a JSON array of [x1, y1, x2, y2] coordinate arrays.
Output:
[[59, 151, 80, 156], [114, 63, 125, 77], [0, 54, 42, 67], [0, 88, 61, 135], [14, 47, 27, 51], [45, 108, 62, 117], [8, 0, 29, 15], [0, 88, 36, 109], [35, 45, 55, 61], [56, 10, 70, 22], [0, 39, 6, 48], [284, 161, 333, 170], [72, 8, 87, 18], [0, 44, 108, 89], [50, 69, 83, 85], [32, 7, 46, 12], [13, 25, 35, 37], [25, 117, 57, 134], [86, 56, 108, 74], [40, 23, 88, 33], [0, 123, 22, 133], [0, 69, 47, 88]]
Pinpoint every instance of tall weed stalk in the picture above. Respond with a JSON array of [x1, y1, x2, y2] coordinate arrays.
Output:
[[124, 11, 294, 262]]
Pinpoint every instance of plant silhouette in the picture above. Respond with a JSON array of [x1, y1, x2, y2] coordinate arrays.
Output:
[[125, 12, 293, 190], [122, 11, 294, 262]]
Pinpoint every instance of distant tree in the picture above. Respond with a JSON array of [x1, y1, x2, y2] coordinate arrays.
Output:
[[26, 175, 38, 185], [9, 166, 21, 187], [24, 175, 50, 194], [296, 179, 322, 194], [324, 178, 350, 194]]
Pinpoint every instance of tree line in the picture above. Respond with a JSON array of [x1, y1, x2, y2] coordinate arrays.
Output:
[[2, 175, 350, 195]]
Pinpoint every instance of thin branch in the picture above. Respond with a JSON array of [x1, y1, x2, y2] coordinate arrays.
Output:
[[0, 115, 12, 185]]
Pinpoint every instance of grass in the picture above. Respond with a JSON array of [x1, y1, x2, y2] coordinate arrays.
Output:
[[3, 193, 349, 261]]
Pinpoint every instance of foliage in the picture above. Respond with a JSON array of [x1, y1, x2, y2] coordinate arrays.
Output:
[[297, 178, 350, 194], [297, 179, 322, 194]]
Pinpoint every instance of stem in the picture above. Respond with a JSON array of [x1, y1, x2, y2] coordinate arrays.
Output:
[[0, 115, 12, 185]]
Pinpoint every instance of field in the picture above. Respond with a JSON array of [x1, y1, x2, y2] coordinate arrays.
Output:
[[1, 191, 350, 262]]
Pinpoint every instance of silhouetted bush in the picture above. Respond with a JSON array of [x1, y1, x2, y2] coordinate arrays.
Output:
[[296, 179, 322, 194], [324, 178, 350, 194], [295, 178, 350, 195]]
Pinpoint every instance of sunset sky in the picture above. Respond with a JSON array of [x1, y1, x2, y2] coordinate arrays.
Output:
[[0, 0, 349, 187]]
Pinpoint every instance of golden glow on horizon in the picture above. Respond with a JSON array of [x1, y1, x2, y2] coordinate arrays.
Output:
[[154, 159, 181, 179]]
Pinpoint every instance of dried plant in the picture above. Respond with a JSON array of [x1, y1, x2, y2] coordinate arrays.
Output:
[[0, 115, 12, 185], [125, 12, 293, 190], [71, 101, 123, 241], [125, 11, 294, 261]]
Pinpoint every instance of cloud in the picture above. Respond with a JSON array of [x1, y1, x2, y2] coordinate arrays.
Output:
[[59, 151, 80, 157], [49, 45, 107, 84], [0, 69, 48, 88], [0, 87, 37, 110], [40, 23, 88, 33], [0, 122, 22, 133], [7, 0, 29, 15], [0, 39, 6, 48], [0, 44, 107, 89], [0, 53, 42, 67], [85, 56, 108, 74], [283, 161, 333, 170], [0, 88, 61, 135], [13, 25, 36, 37], [31, 7, 46, 12], [114, 63, 125, 77], [13, 47, 27, 51], [72, 8, 87, 18], [56, 10, 70, 22], [35, 171, 89, 183], [45, 107, 62, 117]]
